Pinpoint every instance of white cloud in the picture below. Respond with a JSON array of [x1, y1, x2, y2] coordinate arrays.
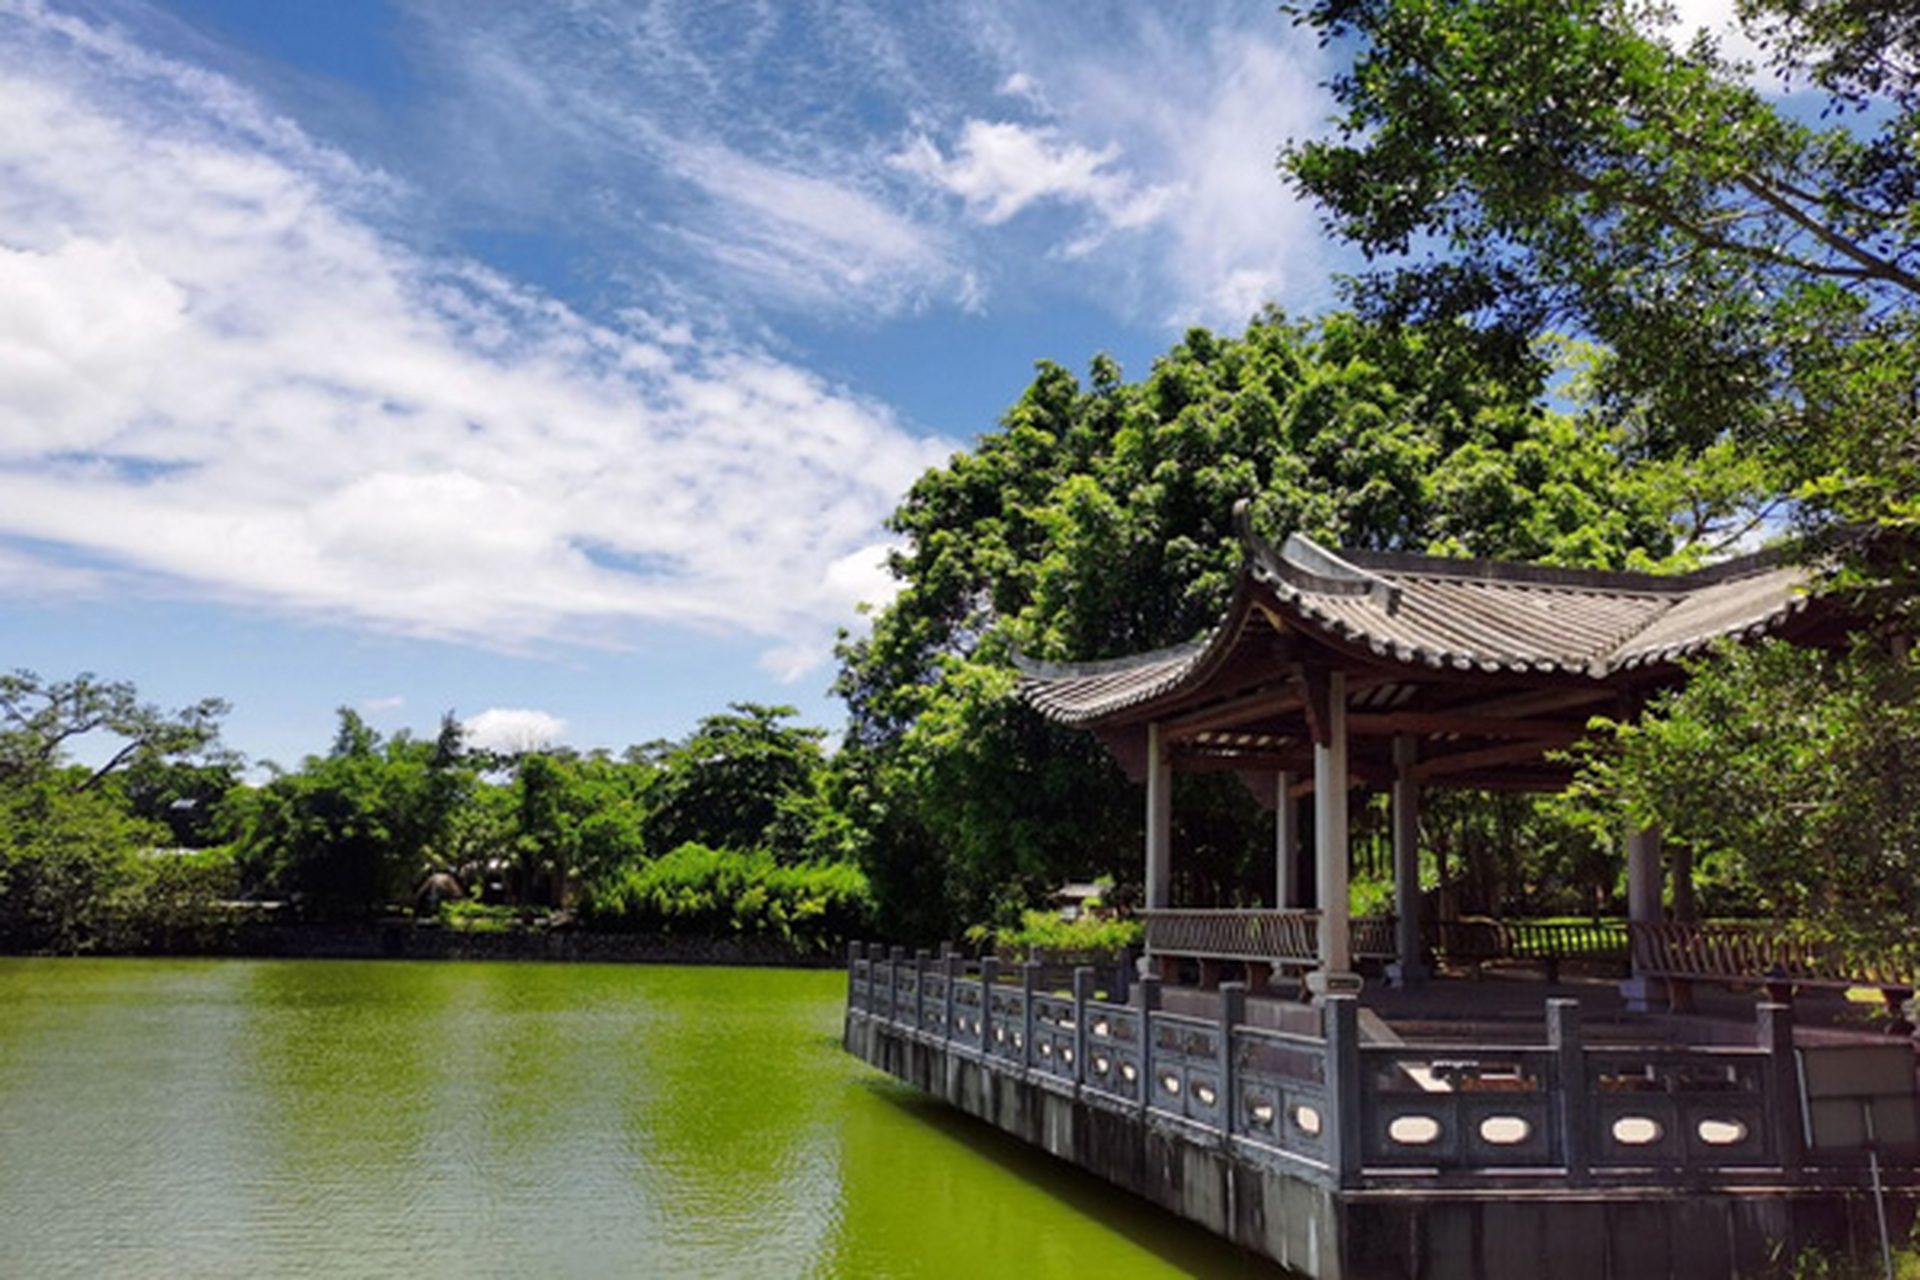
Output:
[[361, 695, 407, 714], [0, 8, 948, 675], [996, 72, 1047, 110], [894, 119, 1174, 234], [462, 707, 566, 754], [1658, 0, 1770, 71]]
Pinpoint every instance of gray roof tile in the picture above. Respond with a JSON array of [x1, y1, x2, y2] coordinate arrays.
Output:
[[1020, 531, 1821, 726]]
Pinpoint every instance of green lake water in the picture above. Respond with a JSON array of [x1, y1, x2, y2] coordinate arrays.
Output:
[[0, 958, 1280, 1278]]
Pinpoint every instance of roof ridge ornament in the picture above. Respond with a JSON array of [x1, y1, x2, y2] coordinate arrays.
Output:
[[1281, 534, 1404, 612], [1232, 500, 1403, 611]]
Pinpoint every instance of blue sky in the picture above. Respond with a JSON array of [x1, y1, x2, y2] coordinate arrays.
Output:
[[0, 0, 1750, 768]]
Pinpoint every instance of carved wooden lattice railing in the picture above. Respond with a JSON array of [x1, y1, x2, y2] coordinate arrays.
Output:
[[1632, 922, 1920, 989], [1144, 910, 1398, 963]]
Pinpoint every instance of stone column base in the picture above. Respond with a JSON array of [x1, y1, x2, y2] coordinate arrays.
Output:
[[1618, 974, 1666, 1013], [1308, 969, 1364, 1001]]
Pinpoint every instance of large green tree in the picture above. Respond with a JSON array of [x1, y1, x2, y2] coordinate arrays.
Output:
[[231, 711, 474, 913], [643, 703, 828, 858], [1572, 638, 1920, 952], [0, 670, 234, 951], [839, 312, 1708, 940], [1282, 0, 1920, 551]]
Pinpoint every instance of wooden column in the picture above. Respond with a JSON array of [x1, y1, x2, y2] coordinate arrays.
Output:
[[1308, 671, 1358, 996], [1275, 769, 1299, 909], [1145, 721, 1172, 911], [1388, 734, 1427, 987], [1621, 822, 1665, 1011]]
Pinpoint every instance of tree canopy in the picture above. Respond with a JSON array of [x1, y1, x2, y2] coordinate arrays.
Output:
[[837, 311, 1713, 939], [1282, 0, 1920, 553]]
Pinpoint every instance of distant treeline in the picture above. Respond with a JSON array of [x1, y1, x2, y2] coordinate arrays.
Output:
[[0, 676, 873, 955]]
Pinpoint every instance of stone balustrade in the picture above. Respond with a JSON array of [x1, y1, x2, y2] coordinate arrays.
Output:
[[843, 941, 1880, 1190]]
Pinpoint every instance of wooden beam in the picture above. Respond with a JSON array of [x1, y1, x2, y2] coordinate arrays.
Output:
[[1428, 685, 1614, 721], [1163, 684, 1303, 736], [1347, 711, 1595, 739], [1410, 735, 1583, 782]]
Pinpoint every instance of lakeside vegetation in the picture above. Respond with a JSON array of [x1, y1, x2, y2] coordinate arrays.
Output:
[[5, 0, 1919, 962]]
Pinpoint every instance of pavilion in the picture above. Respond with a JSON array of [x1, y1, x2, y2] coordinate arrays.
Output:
[[1016, 504, 1855, 1005]]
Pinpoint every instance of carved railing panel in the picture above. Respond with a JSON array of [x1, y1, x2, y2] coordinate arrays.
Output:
[[1148, 1012, 1225, 1126], [920, 970, 948, 1036], [951, 978, 984, 1050], [1357, 1046, 1558, 1169], [1030, 993, 1078, 1082], [1587, 1048, 1775, 1169], [1234, 1027, 1332, 1168], [1083, 1000, 1143, 1103], [987, 985, 1027, 1064]]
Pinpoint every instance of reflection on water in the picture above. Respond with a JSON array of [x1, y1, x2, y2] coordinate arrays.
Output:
[[0, 959, 1281, 1278]]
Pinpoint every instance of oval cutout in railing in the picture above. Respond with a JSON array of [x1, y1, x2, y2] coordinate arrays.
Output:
[[1061, 1047, 1074, 1067], [1611, 1116, 1662, 1146], [994, 1027, 1006, 1044], [1120, 1063, 1138, 1084], [1387, 1114, 1442, 1146], [1011, 1033, 1023, 1051], [1698, 1118, 1748, 1146], [1039, 1041, 1052, 1058], [1093, 1053, 1111, 1076], [1292, 1104, 1323, 1137], [1194, 1083, 1218, 1108], [1161, 1073, 1183, 1096], [1248, 1099, 1276, 1128], [1479, 1115, 1531, 1145], [1091, 1019, 1110, 1038]]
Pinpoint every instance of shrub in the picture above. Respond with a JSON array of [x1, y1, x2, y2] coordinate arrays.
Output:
[[978, 909, 1143, 962], [576, 844, 874, 954]]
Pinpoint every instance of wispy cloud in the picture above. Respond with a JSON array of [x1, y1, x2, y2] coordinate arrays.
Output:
[[892, 5, 1340, 326], [0, 4, 948, 678], [893, 120, 1173, 235], [384, 0, 1339, 331]]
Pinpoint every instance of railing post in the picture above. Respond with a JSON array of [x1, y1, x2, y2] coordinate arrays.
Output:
[[914, 948, 931, 1034], [1022, 960, 1040, 1073], [1072, 966, 1094, 1088], [890, 946, 908, 1028], [936, 948, 960, 1043], [1220, 981, 1246, 1142], [848, 940, 864, 1012], [944, 944, 962, 1047], [1547, 997, 1591, 1185], [1323, 994, 1362, 1186], [1137, 972, 1161, 1115], [1758, 1001, 1805, 1171], [981, 956, 1001, 1058]]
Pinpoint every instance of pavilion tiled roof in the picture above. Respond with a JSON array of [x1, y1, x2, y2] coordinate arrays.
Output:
[[1019, 529, 1821, 728]]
